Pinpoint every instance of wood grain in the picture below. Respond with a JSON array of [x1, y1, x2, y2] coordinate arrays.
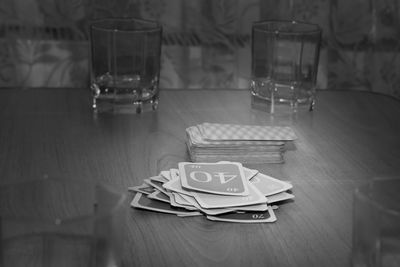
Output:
[[0, 88, 400, 267]]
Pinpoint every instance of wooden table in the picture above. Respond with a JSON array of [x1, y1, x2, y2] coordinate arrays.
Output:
[[1, 88, 400, 267]]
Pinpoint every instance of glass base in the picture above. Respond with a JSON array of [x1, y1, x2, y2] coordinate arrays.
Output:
[[92, 94, 159, 114], [251, 94, 314, 114]]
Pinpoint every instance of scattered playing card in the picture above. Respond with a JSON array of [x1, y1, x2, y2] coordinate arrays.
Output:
[[147, 190, 171, 203], [192, 182, 267, 209], [171, 192, 193, 207], [178, 162, 249, 196], [130, 192, 201, 216], [267, 191, 295, 204], [243, 167, 259, 180], [144, 178, 169, 195], [179, 193, 234, 216], [128, 183, 156, 195], [160, 170, 172, 181], [149, 175, 169, 183], [228, 202, 270, 212], [206, 206, 277, 223], [162, 175, 192, 196], [249, 172, 292, 196]]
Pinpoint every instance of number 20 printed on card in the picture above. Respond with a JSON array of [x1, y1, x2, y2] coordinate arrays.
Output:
[[178, 162, 249, 196]]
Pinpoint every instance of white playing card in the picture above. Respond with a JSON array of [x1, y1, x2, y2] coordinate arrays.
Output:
[[128, 183, 156, 195], [176, 212, 203, 217], [243, 167, 259, 180], [162, 176, 234, 215], [267, 191, 294, 204], [249, 172, 292, 196], [147, 190, 171, 203], [172, 192, 194, 207], [130, 193, 200, 216], [160, 170, 172, 181], [144, 178, 169, 195], [178, 193, 234, 216], [169, 168, 180, 180], [169, 193, 198, 211], [171, 192, 200, 210], [228, 202, 270, 212], [162, 175, 192, 196], [149, 175, 169, 183], [192, 182, 267, 209], [206, 205, 277, 223]]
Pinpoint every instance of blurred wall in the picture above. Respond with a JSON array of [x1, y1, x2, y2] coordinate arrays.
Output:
[[0, 0, 399, 98]]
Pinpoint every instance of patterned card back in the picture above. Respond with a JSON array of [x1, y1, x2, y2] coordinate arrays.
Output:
[[199, 123, 297, 141]]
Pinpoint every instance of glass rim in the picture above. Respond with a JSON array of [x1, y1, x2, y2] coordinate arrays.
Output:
[[90, 17, 162, 33], [252, 20, 321, 35], [0, 177, 127, 225]]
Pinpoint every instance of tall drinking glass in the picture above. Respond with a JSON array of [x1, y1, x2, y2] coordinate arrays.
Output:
[[251, 20, 321, 114], [90, 18, 162, 113], [353, 178, 400, 267], [0, 178, 127, 267]]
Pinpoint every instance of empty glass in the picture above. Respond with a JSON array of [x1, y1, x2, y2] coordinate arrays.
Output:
[[0, 178, 127, 267], [90, 18, 162, 113], [251, 20, 321, 114], [352, 178, 400, 267]]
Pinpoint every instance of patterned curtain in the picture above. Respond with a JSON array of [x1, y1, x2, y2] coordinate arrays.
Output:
[[329, 0, 400, 98], [0, 0, 399, 99]]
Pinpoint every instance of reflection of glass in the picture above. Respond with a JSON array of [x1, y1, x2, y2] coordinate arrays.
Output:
[[90, 18, 162, 113], [352, 178, 400, 267], [0, 179, 127, 267], [251, 20, 321, 114]]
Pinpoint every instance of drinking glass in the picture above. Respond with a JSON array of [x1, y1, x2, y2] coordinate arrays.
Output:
[[251, 20, 321, 114], [90, 18, 162, 113], [0, 178, 127, 267], [352, 178, 400, 267]]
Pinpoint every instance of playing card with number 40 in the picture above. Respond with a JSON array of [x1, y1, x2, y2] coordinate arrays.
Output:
[[178, 162, 249, 196]]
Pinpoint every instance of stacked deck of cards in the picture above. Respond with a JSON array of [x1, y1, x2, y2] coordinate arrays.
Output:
[[130, 161, 294, 223], [186, 123, 297, 164]]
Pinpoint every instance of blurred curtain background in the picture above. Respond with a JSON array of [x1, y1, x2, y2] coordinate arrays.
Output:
[[0, 0, 399, 99]]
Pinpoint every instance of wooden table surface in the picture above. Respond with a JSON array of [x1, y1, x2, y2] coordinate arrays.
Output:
[[1, 88, 400, 267]]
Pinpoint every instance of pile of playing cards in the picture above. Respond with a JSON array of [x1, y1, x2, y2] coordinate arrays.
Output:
[[130, 161, 294, 223], [186, 123, 297, 164]]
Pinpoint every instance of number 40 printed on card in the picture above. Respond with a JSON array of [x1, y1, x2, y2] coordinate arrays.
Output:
[[178, 162, 249, 196]]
